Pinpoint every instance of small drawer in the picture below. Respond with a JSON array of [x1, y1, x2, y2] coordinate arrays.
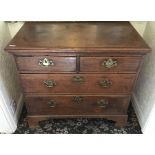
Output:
[[20, 74, 136, 94], [80, 56, 142, 73], [15, 56, 76, 73], [25, 95, 130, 115]]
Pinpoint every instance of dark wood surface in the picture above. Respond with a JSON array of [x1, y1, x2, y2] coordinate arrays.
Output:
[[5, 22, 151, 128], [15, 56, 76, 73], [25, 95, 130, 115], [5, 22, 150, 53], [80, 56, 142, 73], [16, 55, 142, 73], [20, 74, 136, 94]]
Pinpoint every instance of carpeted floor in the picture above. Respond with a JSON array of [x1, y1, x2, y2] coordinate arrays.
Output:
[[14, 104, 142, 134]]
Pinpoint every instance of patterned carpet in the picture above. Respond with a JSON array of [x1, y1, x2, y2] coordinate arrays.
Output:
[[14, 104, 142, 134]]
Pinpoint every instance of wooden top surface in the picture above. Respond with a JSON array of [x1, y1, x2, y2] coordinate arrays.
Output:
[[5, 22, 150, 53]]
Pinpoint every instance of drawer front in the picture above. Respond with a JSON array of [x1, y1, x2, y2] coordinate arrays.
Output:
[[80, 57, 142, 73], [20, 74, 136, 94], [16, 56, 76, 72], [25, 95, 130, 115]]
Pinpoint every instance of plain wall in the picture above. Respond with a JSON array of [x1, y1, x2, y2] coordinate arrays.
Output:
[[130, 21, 147, 36], [0, 21, 22, 111], [0, 22, 23, 133], [131, 22, 155, 133]]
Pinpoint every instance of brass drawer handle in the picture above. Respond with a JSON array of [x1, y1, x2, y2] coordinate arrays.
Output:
[[72, 76, 85, 84], [98, 79, 112, 88], [39, 58, 54, 67], [97, 99, 108, 108], [72, 96, 84, 104], [43, 80, 56, 88], [47, 100, 56, 108], [102, 58, 117, 69]]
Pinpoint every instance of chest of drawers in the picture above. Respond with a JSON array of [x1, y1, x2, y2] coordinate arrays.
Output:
[[5, 22, 150, 128]]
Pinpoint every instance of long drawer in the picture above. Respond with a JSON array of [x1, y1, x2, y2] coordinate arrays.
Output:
[[25, 95, 130, 115], [20, 74, 136, 94], [80, 56, 142, 73], [15, 56, 76, 73]]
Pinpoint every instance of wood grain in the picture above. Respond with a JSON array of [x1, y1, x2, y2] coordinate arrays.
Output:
[[20, 74, 136, 94], [16, 56, 76, 73], [5, 22, 151, 128], [25, 95, 130, 115], [80, 56, 142, 73], [5, 22, 150, 53]]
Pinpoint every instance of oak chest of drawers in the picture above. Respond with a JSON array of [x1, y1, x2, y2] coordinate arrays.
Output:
[[5, 22, 150, 128]]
